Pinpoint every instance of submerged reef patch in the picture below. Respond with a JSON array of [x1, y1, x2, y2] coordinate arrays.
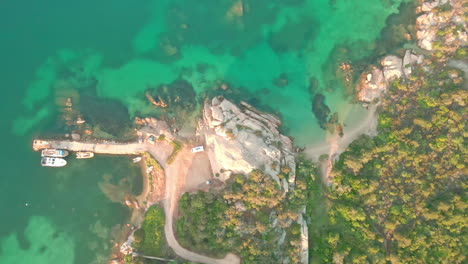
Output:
[[0, 216, 75, 264]]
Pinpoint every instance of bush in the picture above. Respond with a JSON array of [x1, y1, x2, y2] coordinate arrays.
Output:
[[167, 141, 182, 164], [133, 206, 166, 256]]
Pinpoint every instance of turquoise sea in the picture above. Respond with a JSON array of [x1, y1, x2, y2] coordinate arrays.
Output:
[[0, 0, 413, 263]]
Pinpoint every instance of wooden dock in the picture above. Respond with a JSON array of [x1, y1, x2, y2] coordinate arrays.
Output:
[[33, 139, 148, 155]]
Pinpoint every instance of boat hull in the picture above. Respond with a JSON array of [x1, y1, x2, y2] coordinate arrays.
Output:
[[41, 149, 69, 158], [41, 157, 67, 167], [76, 152, 94, 159]]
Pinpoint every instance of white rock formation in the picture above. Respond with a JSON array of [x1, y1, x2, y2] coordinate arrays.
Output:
[[357, 66, 387, 102], [381, 55, 404, 82], [420, 0, 447, 12], [357, 51, 423, 102], [202, 97, 296, 190], [403, 50, 424, 77]]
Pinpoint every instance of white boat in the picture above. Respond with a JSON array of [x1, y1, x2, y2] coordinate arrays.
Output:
[[41, 149, 69, 158], [146, 166, 154, 173], [41, 157, 67, 167], [76, 152, 94, 159], [132, 157, 142, 163]]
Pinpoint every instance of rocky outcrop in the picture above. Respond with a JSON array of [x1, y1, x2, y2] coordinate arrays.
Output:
[[201, 97, 308, 263], [358, 0, 466, 102], [202, 97, 296, 191], [381, 55, 404, 81], [416, 0, 467, 52], [357, 66, 386, 102], [135, 117, 175, 141], [403, 50, 424, 76], [357, 51, 423, 102]]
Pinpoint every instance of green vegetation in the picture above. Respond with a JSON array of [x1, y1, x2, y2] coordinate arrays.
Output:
[[142, 152, 164, 173], [167, 141, 182, 164], [133, 206, 170, 257], [305, 61, 467, 263], [141, 152, 164, 202], [225, 129, 235, 139], [176, 170, 306, 263]]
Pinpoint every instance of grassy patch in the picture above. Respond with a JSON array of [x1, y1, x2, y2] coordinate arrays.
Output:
[[167, 141, 182, 164], [133, 206, 172, 258]]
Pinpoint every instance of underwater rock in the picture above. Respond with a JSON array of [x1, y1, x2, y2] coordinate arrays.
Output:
[[273, 73, 289, 88], [79, 95, 132, 138], [225, 0, 244, 21], [269, 16, 319, 53], [311, 93, 331, 129], [145, 91, 168, 108], [71, 133, 81, 140]]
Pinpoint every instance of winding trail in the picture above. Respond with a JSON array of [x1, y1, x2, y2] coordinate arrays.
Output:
[[33, 138, 240, 264], [154, 147, 240, 264]]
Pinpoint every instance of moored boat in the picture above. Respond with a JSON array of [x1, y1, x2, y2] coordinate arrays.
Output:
[[132, 157, 142, 163], [41, 149, 69, 157], [76, 152, 94, 159], [146, 166, 154, 173], [41, 157, 67, 167]]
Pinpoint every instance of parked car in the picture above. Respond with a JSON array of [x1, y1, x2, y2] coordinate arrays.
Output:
[[191, 146, 204, 153]]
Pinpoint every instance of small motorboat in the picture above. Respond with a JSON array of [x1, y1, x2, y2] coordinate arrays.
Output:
[[132, 157, 142, 163], [41, 157, 67, 167], [76, 152, 94, 159], [41, 149, 69, 158], [146, 166, 154, 173]]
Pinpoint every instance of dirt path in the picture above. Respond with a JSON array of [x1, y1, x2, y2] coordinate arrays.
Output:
[[306, 104, 379, 184], [150, 146, 240, 264]]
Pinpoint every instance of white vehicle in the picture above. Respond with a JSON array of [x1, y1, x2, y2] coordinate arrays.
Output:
[[41, 157, 67, 167], [191, 146, 204, 153]]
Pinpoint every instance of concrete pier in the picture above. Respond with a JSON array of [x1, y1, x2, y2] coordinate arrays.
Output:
[[33, 139, 148, 155]]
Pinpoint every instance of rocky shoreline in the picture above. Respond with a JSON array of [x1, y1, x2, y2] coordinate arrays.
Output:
[[110, 1, 467, 263], [357, 0, 467, 103], [201, 96, 307, 263]]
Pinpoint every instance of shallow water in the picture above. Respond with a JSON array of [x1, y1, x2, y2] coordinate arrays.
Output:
[[1, 0, 412, 263]]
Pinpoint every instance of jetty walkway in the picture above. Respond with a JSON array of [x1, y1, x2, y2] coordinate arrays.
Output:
[[33, 139, 148, 155]]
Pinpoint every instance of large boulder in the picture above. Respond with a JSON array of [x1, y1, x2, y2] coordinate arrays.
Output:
[[357, 66, 386, 102], [202, 97, 296, 191], [381, 55, 404, 82], [357, 51, 423, 102], [403, 50, 424, 77]]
